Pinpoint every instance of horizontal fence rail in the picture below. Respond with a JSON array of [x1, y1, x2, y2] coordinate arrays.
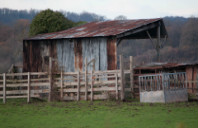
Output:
[[0, 70, 133, 103], [53, 70, 132, 101], [0, 72, 50, 103], [0, 55, 136, 103]]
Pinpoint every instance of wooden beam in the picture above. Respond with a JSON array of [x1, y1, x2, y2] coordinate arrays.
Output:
[[91, 71, 93, 101], [120, 55, 125, 101], [116, 38, 122, 46], [146, 31, 156, 49], [0, 89, 49, 95], [157, 23, 161, 62], [115, 73, 118, 100], [60, 71, 63, 100], [5, 72, 28, 76], [27, 72, 30, 103], [85, 58, 88, 101], [77, 71, 80, 101], [3, 73, 6, 104], [130, 56, 134, 97], [116, 23, 158, 38], [48, 57, 52, 102]]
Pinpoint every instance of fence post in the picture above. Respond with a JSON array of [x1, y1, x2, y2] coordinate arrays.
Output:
[[77, 71, 80, 101], [3, 73, 6, 104], [85, 58, 88, 101], [91, 71, 93, 101], [162, 74, 164, 90], [27, 72, 30, 103], [138, 77, 141, 92], [48, 57, 52, 102], [130, 56, 134, 97], [185, 73, 187, 89], [115, 73, 118, 100], [120, 55, 125, 101], [60, 71, 63, 100]]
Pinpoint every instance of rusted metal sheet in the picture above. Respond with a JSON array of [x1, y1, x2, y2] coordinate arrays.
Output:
[[188, 66, 198, 94], [107, 38, 117, 70], [25, 18, 165, 40], [186, 66, 193, 93], [74, 39, 83, 71], [134, 63, 182, 70], [192, 66, 198, 93]]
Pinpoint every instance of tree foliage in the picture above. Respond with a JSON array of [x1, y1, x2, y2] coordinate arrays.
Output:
[[114, 15, 127, 20], [29, 9, 74, 36]]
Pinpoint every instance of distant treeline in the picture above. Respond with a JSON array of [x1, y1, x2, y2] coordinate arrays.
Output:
[[0, 8, 198, 73], [0, 8, 106, 25]]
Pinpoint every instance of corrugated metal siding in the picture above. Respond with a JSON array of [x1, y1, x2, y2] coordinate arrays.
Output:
[[24, 38, 109, 73], [56, 39, 75, 72], [107, 38, 117, 70], [99, 38, 107, 71], [82, 38, 107, 71]]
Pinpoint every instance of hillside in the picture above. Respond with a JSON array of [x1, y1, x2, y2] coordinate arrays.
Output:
[[0, 8, 198, 73]]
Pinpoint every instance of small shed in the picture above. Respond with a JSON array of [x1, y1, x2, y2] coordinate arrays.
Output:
[[134, 63, 198, 95], [23, 18, 167, 73], [139, 72, 188, 103]]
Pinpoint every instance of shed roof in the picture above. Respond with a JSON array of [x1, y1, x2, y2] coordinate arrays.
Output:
[[134, 62, 198, 70], [25, 18, 167, 40]]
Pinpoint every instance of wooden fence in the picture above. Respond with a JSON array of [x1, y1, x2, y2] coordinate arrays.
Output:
[[0, 70, 133, 103], [53, 70, 133, 101], [0, 56, 134, 103], [0, 72, 50, 103]]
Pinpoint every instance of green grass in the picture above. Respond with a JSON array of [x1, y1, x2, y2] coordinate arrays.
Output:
[[0, 99, 198, 128]]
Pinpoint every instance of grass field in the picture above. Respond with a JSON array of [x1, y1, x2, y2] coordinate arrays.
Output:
[[0, 99, 198, 128]]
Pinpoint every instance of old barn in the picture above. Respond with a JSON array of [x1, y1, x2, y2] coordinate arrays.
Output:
[[23, 18, 167, 73]]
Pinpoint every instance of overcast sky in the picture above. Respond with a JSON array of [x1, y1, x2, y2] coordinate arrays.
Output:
[[0, 0, 197, 19]]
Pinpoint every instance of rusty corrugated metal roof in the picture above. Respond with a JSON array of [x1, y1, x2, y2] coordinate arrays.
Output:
[[25, 18, 163, 40], [134, 62, 198, 70]]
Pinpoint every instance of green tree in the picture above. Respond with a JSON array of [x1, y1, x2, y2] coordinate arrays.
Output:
[[29, 9, 74, 36]]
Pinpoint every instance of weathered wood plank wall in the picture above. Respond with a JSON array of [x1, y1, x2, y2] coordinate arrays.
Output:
[[0, 72, 50, 103], [23, 37, 111, 73], [56, 39, 75, 72]]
